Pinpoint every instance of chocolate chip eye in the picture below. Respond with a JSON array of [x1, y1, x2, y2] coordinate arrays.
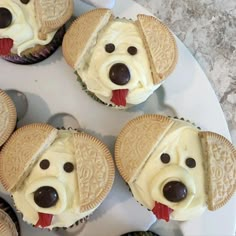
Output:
[[39, 159, 50, 170], [160, 153, 170, 164], [64, 162, 74, 173], [20, 0, 31, 4], [185, 158, 196, 168], [105, 43, 115, 53], [0, 8, 12, 29], [127, 46, 137, 55]]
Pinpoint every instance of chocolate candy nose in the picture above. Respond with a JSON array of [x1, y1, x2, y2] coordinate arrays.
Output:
[[163, 181, 187, 202], [34, 186, 59, 208], [0, 8, 12, 29], [109, 63, 130, 85]]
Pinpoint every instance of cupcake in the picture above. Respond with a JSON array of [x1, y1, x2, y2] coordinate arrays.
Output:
[[115, 114, 236, 221], [0, 0, 73, 64], [0, 123, 115, 229], [0, 89, 17, 147], [0, 197, 20, 236], [62, 9, 177, 108]]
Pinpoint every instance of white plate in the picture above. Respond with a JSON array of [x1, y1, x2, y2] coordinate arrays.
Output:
[[0, 0, 235, 236]]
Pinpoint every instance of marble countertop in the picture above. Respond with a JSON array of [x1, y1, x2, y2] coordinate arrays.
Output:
[[134, 0, 236, 145]]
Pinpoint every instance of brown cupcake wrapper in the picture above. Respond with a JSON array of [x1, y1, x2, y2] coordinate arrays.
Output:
[[121, 232, 159, 236], [58, 126, 81, 132], [168, 116, 201, 130], [126, 183, 151, 213], [1, 26, 65, 65], [53, 215, 89, 231], [75, 71, 108, 106]]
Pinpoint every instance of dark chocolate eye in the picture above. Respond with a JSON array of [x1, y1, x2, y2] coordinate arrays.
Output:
[[185, 158, 196, 168], [64, 162, 74, 173], [20, 0, 31, 4], [105, 43, 115, 53], [160, 153, 170, 164], [127, 46, 137, 55], [0, 8, 12, 29], [39, 159, 50, 170]]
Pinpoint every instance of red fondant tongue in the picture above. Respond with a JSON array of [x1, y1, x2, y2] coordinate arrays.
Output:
[[35, 212, 53, 228], [152, 202, 173, 222], [0, 38, 13, 56], [110, 89, 129, 107]]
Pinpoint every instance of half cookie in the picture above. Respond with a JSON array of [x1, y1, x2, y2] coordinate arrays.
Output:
[[115, 115, 236, 222], [0, 89, 17, 147], [63, 9, 177, 108], [0, 124, 115, 230]]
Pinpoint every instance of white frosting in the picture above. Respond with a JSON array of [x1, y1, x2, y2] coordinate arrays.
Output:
[[77, 20, 159, 106], [13, 131, 95, 229], [129, 122, 207, 221], [0, 0, 56, 55]]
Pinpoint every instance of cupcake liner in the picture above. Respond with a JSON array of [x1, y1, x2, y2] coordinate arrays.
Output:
[[121, 231, 159, 236], [0, 197, 21, 236], [53, 215, 89, 231], [2, 26, 65, 65], [126, 183, 151, 212], [170, 116, 201, 130], [75, 71, 107, 105], [58, 126, 81, 132]]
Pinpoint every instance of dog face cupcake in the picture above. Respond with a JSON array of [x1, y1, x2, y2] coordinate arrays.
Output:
[[0, 0, 73, 64], [0, 123, 115, 229], [0, 89, 17, 147], [63, 9, 177, 108], [115, 115, 236, 221]]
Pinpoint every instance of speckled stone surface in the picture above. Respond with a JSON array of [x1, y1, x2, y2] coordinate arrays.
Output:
[[134, 0, 236, 145]]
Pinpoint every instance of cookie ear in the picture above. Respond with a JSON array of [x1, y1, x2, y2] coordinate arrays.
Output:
[[199, 131, 236, 211], [115, 115, 174, 183], [0, 124, 58, 192], [62, 8, 113, 69], [0, 90, 16, 147], [35, 0, 74, 40], [136, 15, 177, 85], [73, 132, 114, 213]]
